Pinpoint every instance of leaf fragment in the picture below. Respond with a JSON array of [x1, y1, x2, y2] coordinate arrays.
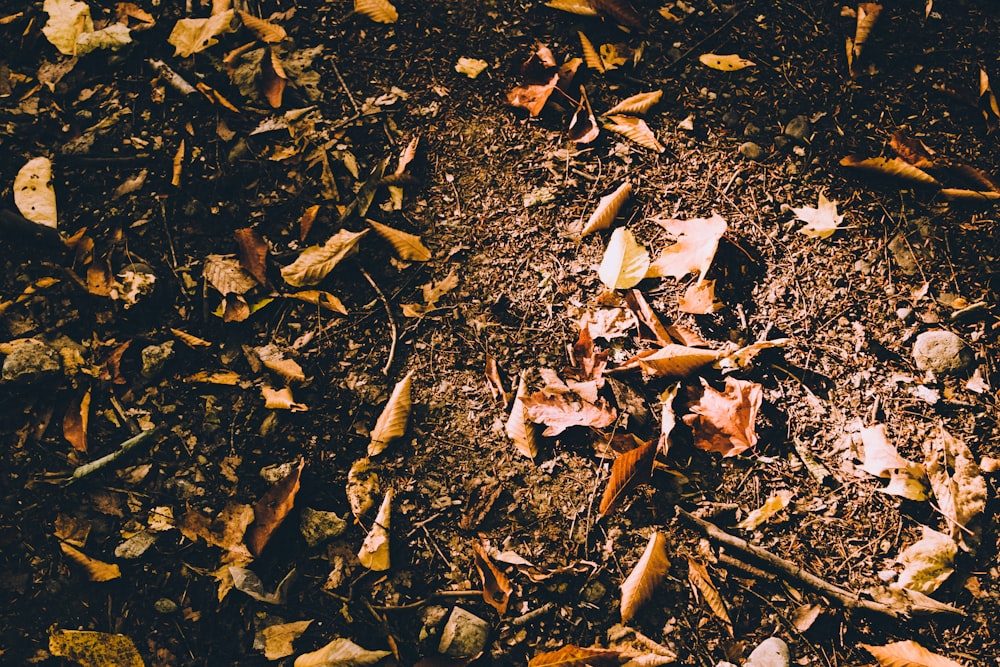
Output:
[[246, 458, 304, 556], [358, 489, 392, 571], [262, 385, 308, 411], [793, 192, 846, 239], [859, 423, 914, 478], [234, 227, 268, 284], [368, 370, 413, 456], [687, 557, 732, 635], [546, 0, 599, 16], [698, 53, 755, 71], [259, 620, 312, 660], [171, 328, 212, 348], [579, 181, 632, 238], [923, 426, 987, 551], [204, 254, 258, 296], [599, 228, 650, 289], [354, 0, 398, 23], [472, 540, 513, 615], [168, 10, 235, 57], [599, 436, 656, 515], [281, 229, 368, 287], [646, 213, 727, 281], [506, 373, 540, 458], [894, 525, 956, 595], [59, 542, 122, 581], [620, 531, 671, 622], [604, 115, 665, 152], [738, 489, 793, 530], [294, 638, 392, 667], [367, 219, 431, 261], [347, 457, 382, 520], [285, 290, 348, 315], [861, 640, 965, 667], [14, 157, 57, 228], [63, 387, 91, 453], [237, 10, 286, 43], [507, 72, 559, 117]]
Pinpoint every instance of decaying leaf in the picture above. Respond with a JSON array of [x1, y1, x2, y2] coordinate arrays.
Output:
[[894, 525, 956, 595], [793, 192, 846, 239], [698, 53, 755, 71], [168, 9, 235, 57], [923, 426, 987, 551], [347, 457, 382, 520], [63, 387, 91, 453], [579, 181, 632, 238], [231, 566, 297, 604], [620, 531, 670, 622], [281, 229, 368, 287], [473, 541, 513, 615], [847, 3, 882, 76], [14, 157, 58, 228], [262, 385, 308, 411], [368, 370, 413, 456], [861, 640, 965, 667], [647, 213, 727, 281], [859, 423, 915, 478], [603, 115, 665, 152], [299, 204, 320, 241], [259, 620, 312, 660], [294, 638, 392, 667], [285, 290, 348, 315], [257, 345, 306, 383], [568, 85, 600, 144], [358, 489, 392, 571], [402, 268, 459, 317], [42, 0, 92, 55], [260, 46, 287, 108], [980, 68, 1000, 131], [684, 377, 762, 457], [599, 228, 650, 289], [738, 489, 793, 530], [678, 278, 723, 314], [237, 10, 286, 43], [529, 645, 621, 667], [185, 369, 241, 384], [59, 542, 121, 581], [599, 436, 656, 515], [617, 344, 727, 378], [840, 155, 940, 187], [367, 219, 431, 261], [246, 459, 304, 556], [234, 227, 268, 285], [890, 130, 936, 169], [687, 557, 732, 635], [545, 0, 599, 17], [506, 373, 540, 458], [204, 254, 258, 296], [939, 188, 1000, 202], [507, 72, 559, 117], [605, 90, 662, 116], [171, 328, 212, 348], [49, 629, 144, 667], [178, 501, 255, 550], [354, 0, 398, 23]]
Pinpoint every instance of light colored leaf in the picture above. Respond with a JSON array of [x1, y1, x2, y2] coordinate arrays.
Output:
[[840, 155, 940, 187], [523, 391, 617, 436], [599, 437, 656, 515], [894, 525, 956, 595], [604, 115, 665, 152], [698, 53, 756, 70], [358, 489, 392, 571], [529, 645, 621, 667], [717, 338, 790, 371], [59, 542, 121, 581], [605, 90, 663, 116], [237, 10, 286, 43], [678, 278, 723, 314], [880, 464, 929, 501], [620, 531, 671, 622], [262, 385, 308, 411], [247, 459, 304, 556], [285, 290, 348, 315], [49, 629, 144, 667], [168, 10, 235, 57], [859, 423, 914, 478], [259, 620, 312, 660], [170, 328, 212, 348], [367, 219, 431, 261], [472, 540, 513, 615], [354, 0, 398, 23], [14, 157, 57, 228], [939, 188, 1000, 202], [848, 2, 882, 74], [456, 56, 488, 78], [545, 0, 599, 16], [687, 557, 732, 634], [617, 344, 727, 378], [579, 181, 632, 238], [42, 0, 93, 55], [177, 502, 255, 550], [738, 489, 793, 530], [683, 377, 762, 457], [204, 254, 257, 295], [231, 566, 297, 604], [579, 31, 605, 73], [599, 228, 650, 289], [599, 43, 627, 70], [185, 369, 241, 384], [923, 427, 987, 551], [861, 639, 965, 667], [256, 345, 306, 383], [368, 370, 413, 456], [793, 192, 846, 239], [646, 213, 727, 281], [506, 373, 540, 459], [294, 638, 392, 667], [281, 229, 368, 287], [657, 383, 679, 457]]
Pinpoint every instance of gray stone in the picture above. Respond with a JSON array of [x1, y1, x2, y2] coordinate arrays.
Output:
[[745, 637, 789, 667], [1, 338, 61, 384], [438, 606, 490, 658], [739, 142, 765, 161], [773, 134, 793, 151], [154, 598, 178, 614], [141, 341, 174, 379], [744, 122, 761, 137], [722, 111, 741, 129], [783, 115, 812, 142], [299, 507, 347, 547], [913, 330, 973, 374]]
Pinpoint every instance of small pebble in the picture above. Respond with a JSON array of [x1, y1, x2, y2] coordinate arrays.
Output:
[[745, 637, 790, 667], [154, 598, 179, 614], [438, 607, 490, 658], [913, 330, 973, 375], [141, 341, 174, 379], [744, 122, 761, 137], [739, 142, 765, 161], [784, 115, 812, 141], [773, 134, 793, 151]]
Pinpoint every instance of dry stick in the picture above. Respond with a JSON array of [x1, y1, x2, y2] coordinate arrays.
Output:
[[359, 266, 398, 375], [676, 507, 903, 619]]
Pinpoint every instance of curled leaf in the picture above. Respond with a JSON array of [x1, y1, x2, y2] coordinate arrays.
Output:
[[246, 459, 304, 556], [368, 370, 413, 456], [620, 531, 671, 622], [860, 640, 964, 667], [579, 31, 605, 73], [294, 638, 392, 667], [599, 436, 656, 515], [737, 490, 793, 530], [605, 90, 662, 116], [923, 427, 987, 551], [579, 181, 632, 238], [617, 344, 727, 378], [59, 542, 121, 581], [281, 229, 368, 287], [262, 385, 308, 411], [472, 541, 513, 615], [840, 155, 940, 187]]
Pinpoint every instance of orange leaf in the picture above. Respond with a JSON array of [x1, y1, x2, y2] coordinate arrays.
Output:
[[579, 31, 604, 73], [59, 542, 121, 582], [523, 391, 617, 437], [260, 46, 287, 108], [605, 90, 662, 115], [507, 73, 559, 117], [861, 640, 965, 667], [678, 278, 723, 314], [579, 181, 632, 238], [178, 502, 255, 550], [170, 328, 212, 348], [599, 436, 655, 515], [545, 0, 598, 17], [529, 645, 621, 667], [299, 204, 320, 242], [683, 377, 763, 457], [63, 387, 91, 453], [647, 213, 727, 281], [472, 541, 513, 615], [889, 130, 936, 168], [368, 370, 413, 456], [354, 0, 398, 23], [246, 459, 304, 556], [236, 10, 286, 43], [840, 155, 940, 187], [485, 354, 511, 408], [603, 115, 665, 152], [234, 227, 268, 285], [285, 290, 348, 315], [687, 557, 732, 635], [620, 531, 671, 622], [622, 289, 674, 346]]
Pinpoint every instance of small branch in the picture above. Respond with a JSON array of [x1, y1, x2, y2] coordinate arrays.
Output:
[[359, 266, 398, 375], [68, 426, 162, 483]]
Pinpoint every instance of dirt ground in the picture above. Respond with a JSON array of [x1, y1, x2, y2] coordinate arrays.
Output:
[[1, 0, 999, 665]]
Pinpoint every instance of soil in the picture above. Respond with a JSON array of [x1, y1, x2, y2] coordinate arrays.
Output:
[[1, 0, 999, 665]]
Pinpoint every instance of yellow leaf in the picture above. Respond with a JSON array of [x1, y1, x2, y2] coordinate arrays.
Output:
[[354, 0, 398, 23], [280, 229, 368, 287], [599, 228, 650, 289], [687, 557, 733, 635], [506, 373, 540, 459], [170, 328, 212, 348], [285, 290, 349, 315], [168, 10, 235, 57], [618, 344, 727, 377], [59, 542, 122, 581], [184, 369, 241, 384], [294, 638, 392, 667], [698, 53, 756, 70], [545, 0, 599, 16], [894, 525, 956, 594], [647, 213, 727, 281], [236, 10, 286, 43], [14, 157, 57, 228], [840, 155, 940, 187], [579, 181, 632, 238], [368, 370, 413, 456], [367, 219, 431, 261], [259, 620, 312, 660], [737, 489, 793, 530], [793, 192, 845, 239], [620, 531, 671, 622], [579, 31, 604, 73], [605, 90, 663, 115], [49, 629, 144, 667], [603, 115, 665, 152], [171, 138, 184, 186], [262, 385, 308, 411], [861, 640, 965, 667], [358, 489, 392, 571], [599, 43, 627, 69]]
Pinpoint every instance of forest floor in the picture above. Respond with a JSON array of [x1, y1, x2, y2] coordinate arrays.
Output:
[[1, 0, 999, 665]]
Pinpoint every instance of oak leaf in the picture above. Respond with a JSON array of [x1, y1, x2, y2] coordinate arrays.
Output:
[[354, 0, 398, 23], [646, 213, 727, 281], [699, 53, 755, 70], [367, 219, 431, 261], [599, 436, 656, 515], [294, 638, 392, 667], [472, 541, 513, 615], [368, 370, 413, 456], [281, 229, 368, 287], [603, 115, 665, 152], [861, 640, 965, 667], [599, 228, 649, 289], [246, 459, 304, 556], [687, 557, 732, 635], [793, 192, 845, 239], [579, 181, 632, 238], [620, 531, 670, 622], [529, 645, 621, 667], [684, 377, 762, 457], [358, 489, 392, 571]]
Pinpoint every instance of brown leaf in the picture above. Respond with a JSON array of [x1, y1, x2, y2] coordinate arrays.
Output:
[[620, 531, 671, 622], [116, 2, 156, 28], [472, 541, 513, 615], [260, 46, 287, 108], [647, 213, 727, 281], [579, 181, 631, 238], [939, 188, 1000, 202], [237, 10, 286, 43], [205, 254, 258, 295], [256, 345, 306, 383], [171, 138, 184, 186], [599, 436, 655, 515], [368, 370, 413, 456], [683, 377, 763, 457], [579, 32, 605, 73], [623, 289, 673, 346], [605, 90, 662, 115], [506, 373, 541, 458], [923, 426, 987, 551], [168, 10, 235, 57], [281, 229, 368, 287], [861, 640, 965, 667], [485, 353, 512, 408], [687, 557, 732, 635], [367, 219, 431, 261], [980, 68, 1000, 131], [507, 72, 559, 117], [890, 130, 936, 168], [617, 344, 727, 377], [603, 115, 664, 152], [529, 645, 621, 667], [170, 328, 212, 348], [299, 204, 320, 242], [460, 480, 504, 531], [234, 227, 268, 285], [63, 387, 91, 453], [179, 502, 255, 550], [86, 257, 114, 296], [99, 339, 131, 385], [59, 542, 121, 582], [222, 294, 251, 322], [185, 369, 241, 385], [590, 0, 646, 31], [848, 3, 882, 76], [354, 0, 398, 23], [259, 620, 312, 660], [568, 86, 600, 144], [678, 278, 723, 314], [49, 629, 144, 667], [246, 459, 304, 556], [840, 155, 940, 187], [545, 0, 599, 17], [524, 390, 617, 437]]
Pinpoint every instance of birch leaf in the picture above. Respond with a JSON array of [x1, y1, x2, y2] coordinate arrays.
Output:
[[294, 638, 391, 667], [793, 192, 845, 239], [599, 228, 649, 289], [368, 370, 413, 456], [354, 0, 398, 23], [646, 213, 727, 281], [894, 525, 956, 595], [620, 531, 671, 622], [168, 10, 235, 57], [506, 373, 540, 459], [529, 645, 621, 667], [684, 377, 762, 457], [605, 90, 662, 116], [358, 489, 392, 571], [579, 181, 632, 237], [698, 53, 756, 70], [14, 157, 58, 228], [840, 155, 940, 187], [923, 427, 987, 551], [604, 115, 665, 152], [367, 219, 431, 261], [281, 229, 368, 287], [738, 489, 793, 530], [545, 0, 599, 16], [599, 437, 656, 515], [687, 557, 732, 634], [861, 640, 965, 667]]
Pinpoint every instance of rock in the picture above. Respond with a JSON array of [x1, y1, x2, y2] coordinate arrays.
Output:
[[419, 604, 449, 644], [154, 598, 178, 614], [772, 134, 793, 152], [913, 330, 973, 375], [745, 637, 789, 667], [1, 338, 62, 384], [744, 122, 761, 137], [739, 142, 765, 161], [438, 607, 490, 658], [783, 115, 812, 142], [299, 507, 347, 547], [722, 111, 741, 129], [141, 341, 174, 379]]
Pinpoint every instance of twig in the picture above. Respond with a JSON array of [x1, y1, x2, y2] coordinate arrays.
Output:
[[68, 427, 162, 483], [330, 56, 360, 115], [510, 602, 555, 627], [359, 266, 398, 375]]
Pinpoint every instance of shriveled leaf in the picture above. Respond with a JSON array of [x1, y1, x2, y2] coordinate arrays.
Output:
[[617, 344, 727, 378], [687, 557, 732, 635], [14, 157, 58, 228], [923, 427, 987, 551], [347, 457, 382, 520], [546, 0, 599, 16], [507, 73, 559, 116], [894, 525, 956, 595], [472, 541, 513, 615], [737, 489, 793, 530], [59, 542, 121, 581], [354, 0, 398, 23], [698, 53, 755, 71], [281, 229, 368, 287], [890, 130, 936, 168], [49, 629, 144, 667], [262, 385, 308, 411], [717, 338, 790, 371], [63, 387, 91, 453], [529, 645, 621, 667], [524, 389, 617, 436], [605, 90, 662, 115], [599, 228, 650, 289], [231, 566, 296, 604], [620, 531, 670, 622], [599, 437, 656, 515], [234, 227, 268, 284], [861, 640, 965, 667], [185, 369, 241, 384], [171, 328, 212, 348], [286, 290, 348, 315], [840, 155, 940, 187], [205, 254, 258, 295], [294, 638, 391, 667], [367, 219, 431, 261], [793, 192, 845, 239], [604, 115, 665, 152], [178, 502, 254, 550], [568, 85, 600, 144], [358, 489, 392, 571], [237, 10, 286, 43], [647, 213, 727, 281], [657, 383, 679, 458], [261, 46, 287, 108], [579, 181, 632, 237], [678, 278, 723, 314], [860, 423, 914, 478], [168, 10, 235, 57], [259, 620, 312, 660], [246, 459, 304, 556], [622, 289, 674, 346], [369, 371, 413, 456], [485, 354, 512, 407], [506, 373, 540, 458], [403, 268, 459, 316], [684, 377, 762, 457], [579, 32, 604, 73]]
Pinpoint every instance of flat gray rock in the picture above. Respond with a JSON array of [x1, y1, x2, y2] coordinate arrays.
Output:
[[913, 330, 973, 375], [783, 115, 812, 141], [1, 338, 61, 384], [739, 142, 765, 161], [745, 637, 789, 667], [438, 606, 490, 658]]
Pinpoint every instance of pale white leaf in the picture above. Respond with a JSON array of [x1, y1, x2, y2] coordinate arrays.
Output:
[[599, 228, 650, 290]]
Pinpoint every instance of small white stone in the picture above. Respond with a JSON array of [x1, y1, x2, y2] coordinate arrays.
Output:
[[745, 637, 790, 667]]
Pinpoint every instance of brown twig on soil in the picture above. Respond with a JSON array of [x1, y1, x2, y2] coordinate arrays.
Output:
[[676, 507, 905, 619], [330, 56, 360, 115], [359, 266, 398, 375]]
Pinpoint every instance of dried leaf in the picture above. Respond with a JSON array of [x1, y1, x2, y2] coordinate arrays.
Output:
[[620, 531, 671, 622], [259, 620, 312, 660], [168, 10, 235, 57], [262, 385, 308, 411], [890, 130, 936, 168], [568, 85, 600, 144], [185, 369, 241, 384], [507, 72, 559, 116], [698, 53, 756, 71], [59, 542, 121, 581], [860, 640, 965, 667], [738, 489, 793, 530], [545, 0, 599, 17], [42, 0, 93, 55], [622, 290, 674, 346], [605, 90, 662, 116], [63, 387, 91, 453], [591, 0, 646, 30], [367, 219, 431, 261], [49, 629, 144, 667], [358, 489, 392, 571], [237, 10, 286, 43], [599, 437, 656, 515], [717, 338, 790, 371], [231, 566, 297, 604], [204, 254, 258, 296], [618, 344, 727, 377], [793, 192, 846, 239], [980, 68, 1000, 131], [368, 371, 414, 456], [178, 502, 255, 550], [880, 464, 930, 502], [860, 423, 914, 478], [234, 227, 268, 284], [261, 46, 287, 108], [923, 427, 987, 551], [599, 228, 650, 289], [472, 541, 512, 615], [939, 188, 1000, 202], [257, 345, 306, 383], [281, 229, 368, 287], [506, 373, 540, 458], [848, 3, 882, 75], [580, 181, 632, 238], [402, 268, 459, 316], [687, 557, 732, 635], [894, 525, 956, 594], [299, 204, 320, 241], [840, 155, 940, 187], [529, 645, 621, 667], [285, 290, 348, 315], [294, 638, 392, 667], [354, 0, 398, 23], [347, 457, 382, 520], [246, 459, 304, 556], [14, 156, 57, 229], [604, 115, 665, 152], [646, 213, 727, 281], [170, 328, 212, 348], [684, 377, 762, 457], [579, 32, 605, 73], [524, 388, 617, 436], [485, 354, 512, 407], [678, 278, 723, 314]]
